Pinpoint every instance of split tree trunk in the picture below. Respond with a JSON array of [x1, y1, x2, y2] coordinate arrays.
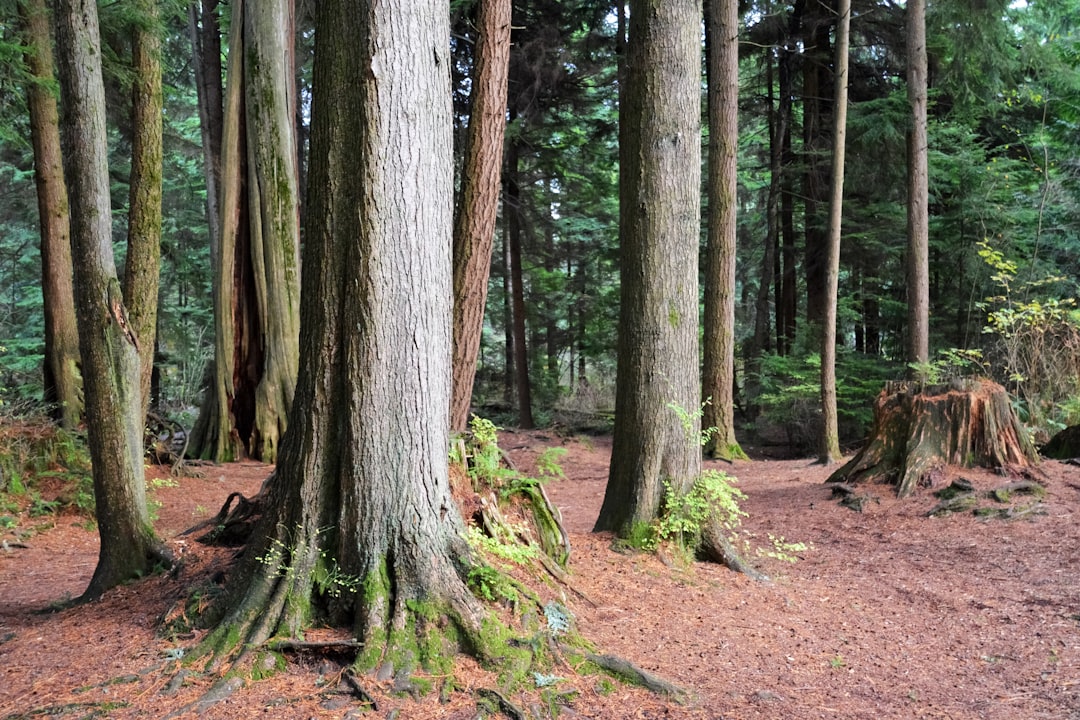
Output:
[[827, 379, 1040, 497]]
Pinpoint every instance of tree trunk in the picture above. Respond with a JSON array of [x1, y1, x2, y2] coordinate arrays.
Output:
[[819, 0, 849, 465], [906, 0, 930, 366], [827, 379, 1040, 497], [55, 0, 166, 600], [208, 0, 488, 668], [702, 0, 746, 461], [595, 0, 702, 537], [778, 43, 797, 356], [801, 0, 833, 329], [505, 141, 534, 429], [124, 0, 164, 421], [190, 0, 301, 463], [450, 0, 511, 433], [189, 0, 224, 264], [19, 0, 82, 429]]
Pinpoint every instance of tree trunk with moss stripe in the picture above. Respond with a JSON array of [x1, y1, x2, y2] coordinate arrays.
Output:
[[595, 0, 702, 537], [207, 0, 488, 669], [190, 0, 300, 464], [55, 0, 167, 600], [124, 0, 164, 423]]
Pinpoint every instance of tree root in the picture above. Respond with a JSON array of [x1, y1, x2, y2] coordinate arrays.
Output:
[[162, 676, 243, 719], [699, 517, 769, 581], [584, 651, 692, 704], [181, 486, 268, 546], [477, 687, 529, 719], [927, 479, 1047, 517]]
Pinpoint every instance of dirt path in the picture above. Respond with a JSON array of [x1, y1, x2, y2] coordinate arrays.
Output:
[[1, 432, 1078, 719]]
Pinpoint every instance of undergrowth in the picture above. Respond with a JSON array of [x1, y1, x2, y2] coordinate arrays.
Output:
[[0, 419, 94, 530]]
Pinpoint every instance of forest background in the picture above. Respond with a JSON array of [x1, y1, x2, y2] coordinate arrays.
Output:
[[0, 0, 1078, 455]]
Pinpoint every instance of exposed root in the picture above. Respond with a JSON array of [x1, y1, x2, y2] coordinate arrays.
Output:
[[584, 651, 692, 704], [699, 517, 769, 581], [162, 676, 243, 719], [477, 687, 529, 719]]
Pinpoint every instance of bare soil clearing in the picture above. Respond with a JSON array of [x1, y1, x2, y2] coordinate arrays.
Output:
[[2, 432, 1079, 719]]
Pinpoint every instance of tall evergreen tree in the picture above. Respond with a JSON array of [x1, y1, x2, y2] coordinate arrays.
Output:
[[702, 0, 746, 460], [595, 0, 702, 536], [206, 0, 492, 663], [451, 0, 512, 432], [19, 0, 81, 428], [906, 0, 929, 365], [819, 0, 850, 464]]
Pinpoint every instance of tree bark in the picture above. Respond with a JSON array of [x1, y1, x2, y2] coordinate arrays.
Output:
[[906, 0, 930, 365], [209, 0, 487, 667], [827, 379, 1040, 497], [19, 0, 82, 429], [190, 0, 301, 463], [55, 0, 165, 599], [819, 0, 849, 465], [450, 0, 512, 432], [505, 141, 534, 429], [189, 0, 223, 264], [801, 0, 833, 329], [702, 0, 746, 461], [124, 0, 164, 421], [595, 0, 702, 537]]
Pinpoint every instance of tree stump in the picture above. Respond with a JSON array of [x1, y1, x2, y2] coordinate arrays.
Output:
[[827, 378, 1040, 497]]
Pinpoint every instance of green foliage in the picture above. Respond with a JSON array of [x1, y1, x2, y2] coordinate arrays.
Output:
[[650, 471, 748, 560], [908, 348, 988, 385], [976, 240, 1080, 437], [754, 350, 900, 452], [256, 526, 361, 601], [535, 447, 567, 479], [0, 421, 94, 522]]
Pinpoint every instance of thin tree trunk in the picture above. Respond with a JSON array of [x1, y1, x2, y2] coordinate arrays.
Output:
[[189, 0, 223, 263], [20, 0, 82, 429], [802, 0, 833, 330], [702, 0, 745, 460], [450, 0, 511, 432], [55, 0, 166, 599], [124, 0, 164, 421], [505, 142, 534, 429], [596, 0, 702, 536], [906, 0, 930, 366], [819, 0, 849, 465], [778, 45, 797, 355]]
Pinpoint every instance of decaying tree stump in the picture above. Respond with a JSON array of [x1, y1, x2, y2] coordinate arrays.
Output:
[[827, 378, 1040, 497]]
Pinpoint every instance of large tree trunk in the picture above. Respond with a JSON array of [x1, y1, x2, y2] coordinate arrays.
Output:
[[55, 0, 166, 600], [124, 0, 164, 421], [906, 0, 930, 365], [819, 0, 849, 465], [827, 379, 1040, 497], [20, 0, 82, 430], [595, 0, 702, 537], [190, 0, 300, 463], [450, 0, 511, 433], [702, 0, 746, 461], [207, 0, 487, 668]]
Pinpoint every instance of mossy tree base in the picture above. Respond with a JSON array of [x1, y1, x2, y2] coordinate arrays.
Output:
[[827, 378, 1040, 497]]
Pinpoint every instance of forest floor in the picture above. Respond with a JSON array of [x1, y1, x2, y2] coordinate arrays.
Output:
[[1, 429, 1079, 719]]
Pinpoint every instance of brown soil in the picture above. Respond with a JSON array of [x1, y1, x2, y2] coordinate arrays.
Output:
[[2, 432, 1079, 719]]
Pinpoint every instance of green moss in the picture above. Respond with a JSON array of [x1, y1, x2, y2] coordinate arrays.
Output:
[[668, 303, 680, 328]]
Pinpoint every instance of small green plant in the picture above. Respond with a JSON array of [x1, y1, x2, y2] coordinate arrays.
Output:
[[466, 564, 518, 603], [650, 470, 748, 560], [0, 515, 17, 529], [535, 447, 567, 479], [28, 493, 59, 517], [150, 477, 179, 489], [908, 348, 987, 384], [757, 534, 809, 563], [257, 525, 362, 600], [829, 654, 846, 670], [666, 398, 719, 447]]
